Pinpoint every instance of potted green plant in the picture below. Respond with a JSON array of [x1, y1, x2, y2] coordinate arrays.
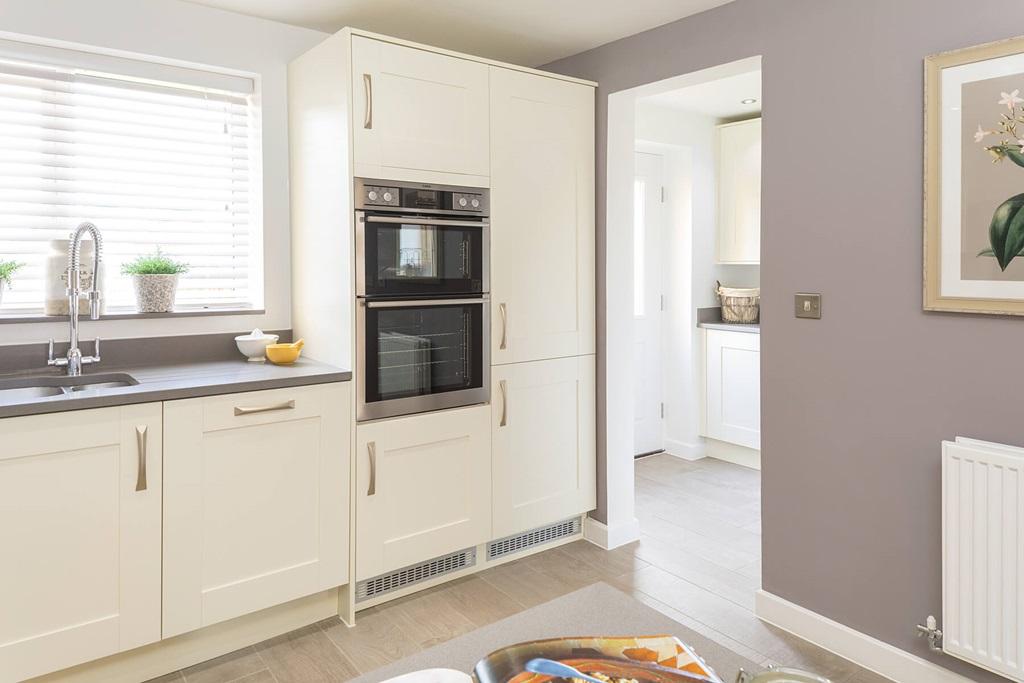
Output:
[[121, 248, 189, 313], [0, 259, 24, 308]]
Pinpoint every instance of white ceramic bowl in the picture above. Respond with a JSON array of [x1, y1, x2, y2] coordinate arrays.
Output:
[[234, 332, 279, 361]]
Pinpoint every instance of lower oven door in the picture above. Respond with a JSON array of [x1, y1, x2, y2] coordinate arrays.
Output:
[[357, 297, 490, 421]]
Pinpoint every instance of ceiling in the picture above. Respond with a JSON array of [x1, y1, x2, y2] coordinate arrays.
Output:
[[183, 0, 737, 66], [640, 69, 761, 119]]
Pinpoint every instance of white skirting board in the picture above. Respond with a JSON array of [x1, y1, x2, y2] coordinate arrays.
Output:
[[664, 438, 707, 461], [583, 516, 641, 550], [705, 438, 760, 470], [755, 590, 977, 683]]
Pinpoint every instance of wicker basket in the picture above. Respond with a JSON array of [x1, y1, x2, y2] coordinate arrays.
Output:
[[717, 281, 760, 323]]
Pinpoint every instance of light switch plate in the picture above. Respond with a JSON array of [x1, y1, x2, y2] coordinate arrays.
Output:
[[795, 293, 822, 319]]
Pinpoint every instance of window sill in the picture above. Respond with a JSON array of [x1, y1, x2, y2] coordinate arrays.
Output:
[[0, 308, 266, 325]]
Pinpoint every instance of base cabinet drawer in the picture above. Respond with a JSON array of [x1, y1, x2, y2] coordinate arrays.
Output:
[[492, 356, 596, 538], [355, 405, 491, 581], [162, 383, 351, 638], [0, 404, 162, 683]]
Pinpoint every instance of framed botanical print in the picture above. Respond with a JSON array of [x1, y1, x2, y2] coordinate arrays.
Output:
[[925, 36, 1024, 315]]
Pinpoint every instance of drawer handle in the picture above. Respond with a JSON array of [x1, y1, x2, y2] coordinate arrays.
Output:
[[135, 425, 148, 492], [499, 303, 508, 350], [363, 73, 373, 129], [499, 380, 509, 427], [234, 399, 296, 416], [367, 441, 377, 496]]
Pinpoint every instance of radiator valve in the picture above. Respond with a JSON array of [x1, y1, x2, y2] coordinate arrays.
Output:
[[916, 615, 943, 652]]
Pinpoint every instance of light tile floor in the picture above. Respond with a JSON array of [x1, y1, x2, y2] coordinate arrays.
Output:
[[150, 454, 890, 683]]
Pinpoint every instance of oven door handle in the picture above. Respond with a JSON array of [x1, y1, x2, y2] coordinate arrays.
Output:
[[364, 215, 489, 228], [363, 297, 487, 309]]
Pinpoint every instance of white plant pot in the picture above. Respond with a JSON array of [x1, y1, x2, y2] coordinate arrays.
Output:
[[132, 274, 180, 313]]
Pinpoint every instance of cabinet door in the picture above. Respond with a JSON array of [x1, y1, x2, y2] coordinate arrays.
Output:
[[717, 118, 761, 264], [352, 36, 489, 184], [492, 356, 596, 538], [0, 404, 162, 682], [490, 67, 595, 365], [355, 405, 490, 580], [704, 330, 761, 449], [163, 383, 350, 637]]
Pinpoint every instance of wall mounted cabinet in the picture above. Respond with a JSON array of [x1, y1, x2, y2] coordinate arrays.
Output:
[[162, 384, 351, 637], [492, 355, 596, 538], [0, 404, 163, 682], [717, 117, 761, 265], [351, 35, 490, 186], [703, 329, 760, 449], [489, 67, 595, 365], [355, 405, 491, 581]]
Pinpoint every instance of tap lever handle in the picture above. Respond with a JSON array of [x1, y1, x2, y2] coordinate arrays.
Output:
[[92, 337, 101, 360], [47, 338, 54, 363]]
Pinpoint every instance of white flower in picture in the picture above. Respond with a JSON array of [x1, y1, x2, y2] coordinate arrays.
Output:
[[975, 124, 994, 142], [999, 89, 1024, 110]]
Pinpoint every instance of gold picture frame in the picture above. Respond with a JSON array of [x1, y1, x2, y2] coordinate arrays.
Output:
[[925, 35, 1024, 315]]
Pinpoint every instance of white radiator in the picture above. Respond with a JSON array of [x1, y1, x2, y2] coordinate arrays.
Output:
[[942, 437, 1024, 681]]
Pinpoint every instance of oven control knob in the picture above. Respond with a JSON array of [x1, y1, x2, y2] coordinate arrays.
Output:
[[382, 191, 393, 202], [458, 197, 468, 207], [471, 198, 480, 208], [367, 190, 379, 202]]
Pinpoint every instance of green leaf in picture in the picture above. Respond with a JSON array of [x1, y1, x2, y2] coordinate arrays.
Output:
[[977, 247, 995, 256], [989, 193, 1024, 270], [1006, 147, 1024, 169]]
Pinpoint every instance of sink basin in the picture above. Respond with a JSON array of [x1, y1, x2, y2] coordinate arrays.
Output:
[[0, 373, 139, 402]]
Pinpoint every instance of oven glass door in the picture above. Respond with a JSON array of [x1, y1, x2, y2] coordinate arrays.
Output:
[[361, 298, 488, 419], [359, 214, 486, 297]]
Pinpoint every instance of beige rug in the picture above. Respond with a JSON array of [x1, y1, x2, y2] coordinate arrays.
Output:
[[349, 582, 757, 682]]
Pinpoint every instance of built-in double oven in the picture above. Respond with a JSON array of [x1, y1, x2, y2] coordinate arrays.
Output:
[[355, 178, 490, 421]]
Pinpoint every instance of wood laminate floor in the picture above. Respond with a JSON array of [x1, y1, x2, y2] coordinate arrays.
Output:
[[150, 454, 889, 683]]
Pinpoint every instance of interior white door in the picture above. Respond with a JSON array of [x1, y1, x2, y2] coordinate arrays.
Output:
[[704, 329, 761, 449], [355, 405, 491, 581], [0, 404, 162, 682], [162, 383, 350, 638], [492, 355, 597, 538], [633, 151, 665, 456], [351, 35, 490, 184], [490, 67, 595, 365]]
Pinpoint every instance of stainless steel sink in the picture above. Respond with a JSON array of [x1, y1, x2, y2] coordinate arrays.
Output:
[[0, 373, 139, 401]]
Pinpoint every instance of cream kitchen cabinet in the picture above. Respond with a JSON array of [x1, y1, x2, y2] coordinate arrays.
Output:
[[162, 383, 351, 638], [703, 329, 761, 449], [0, 404, 162, 682], [351, 35, 490, 185], [717, 118, 761, 264], [355, 405, 490, 581], [489, 67, 595, 365], [492, 355, 596, 538]]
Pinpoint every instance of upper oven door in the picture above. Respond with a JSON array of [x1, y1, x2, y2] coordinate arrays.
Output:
[[357, 213, 489, 297]]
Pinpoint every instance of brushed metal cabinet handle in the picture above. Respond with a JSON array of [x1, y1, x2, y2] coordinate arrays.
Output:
[[499, 303, 508, 350], [499, 380, 509, 427], [363, 73, 373, 129], [234, 399, 296, 416], [367, 441, 377, 496], [135, 425, 148, 492]]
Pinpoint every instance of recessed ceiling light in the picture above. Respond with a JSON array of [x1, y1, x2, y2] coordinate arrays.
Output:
[[741, 98, 758, 105]]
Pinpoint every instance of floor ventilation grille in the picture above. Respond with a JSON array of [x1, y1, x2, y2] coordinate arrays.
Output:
[[487, 517, 582, 561], [355, 547, 476, 602]]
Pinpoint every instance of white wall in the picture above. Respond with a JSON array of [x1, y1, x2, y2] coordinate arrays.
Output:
[[0, 0, 327, 345]]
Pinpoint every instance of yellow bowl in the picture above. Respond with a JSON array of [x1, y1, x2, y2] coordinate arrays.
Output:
[[265, 339, 304, 365]]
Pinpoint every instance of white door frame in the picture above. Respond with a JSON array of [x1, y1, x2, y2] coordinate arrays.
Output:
[[592, 55, 762, 549]]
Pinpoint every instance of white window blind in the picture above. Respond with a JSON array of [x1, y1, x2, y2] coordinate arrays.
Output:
[[0, 40, 261, 314]]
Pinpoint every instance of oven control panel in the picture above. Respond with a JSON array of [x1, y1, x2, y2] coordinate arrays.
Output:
[[355, 178, 489, 215]]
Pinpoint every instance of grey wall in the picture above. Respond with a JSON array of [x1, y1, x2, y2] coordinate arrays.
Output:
[[543, 1, 1024, 679]]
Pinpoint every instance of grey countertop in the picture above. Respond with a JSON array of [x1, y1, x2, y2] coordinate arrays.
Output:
[[0, 357, 351, 419], [698, 321, 760, 334]]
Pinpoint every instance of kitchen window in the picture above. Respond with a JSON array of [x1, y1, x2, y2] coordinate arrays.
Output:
[[0, 38, 262, 316]]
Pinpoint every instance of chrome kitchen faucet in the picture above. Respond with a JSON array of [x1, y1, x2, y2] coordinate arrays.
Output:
[[48, 222, 103, 376]]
